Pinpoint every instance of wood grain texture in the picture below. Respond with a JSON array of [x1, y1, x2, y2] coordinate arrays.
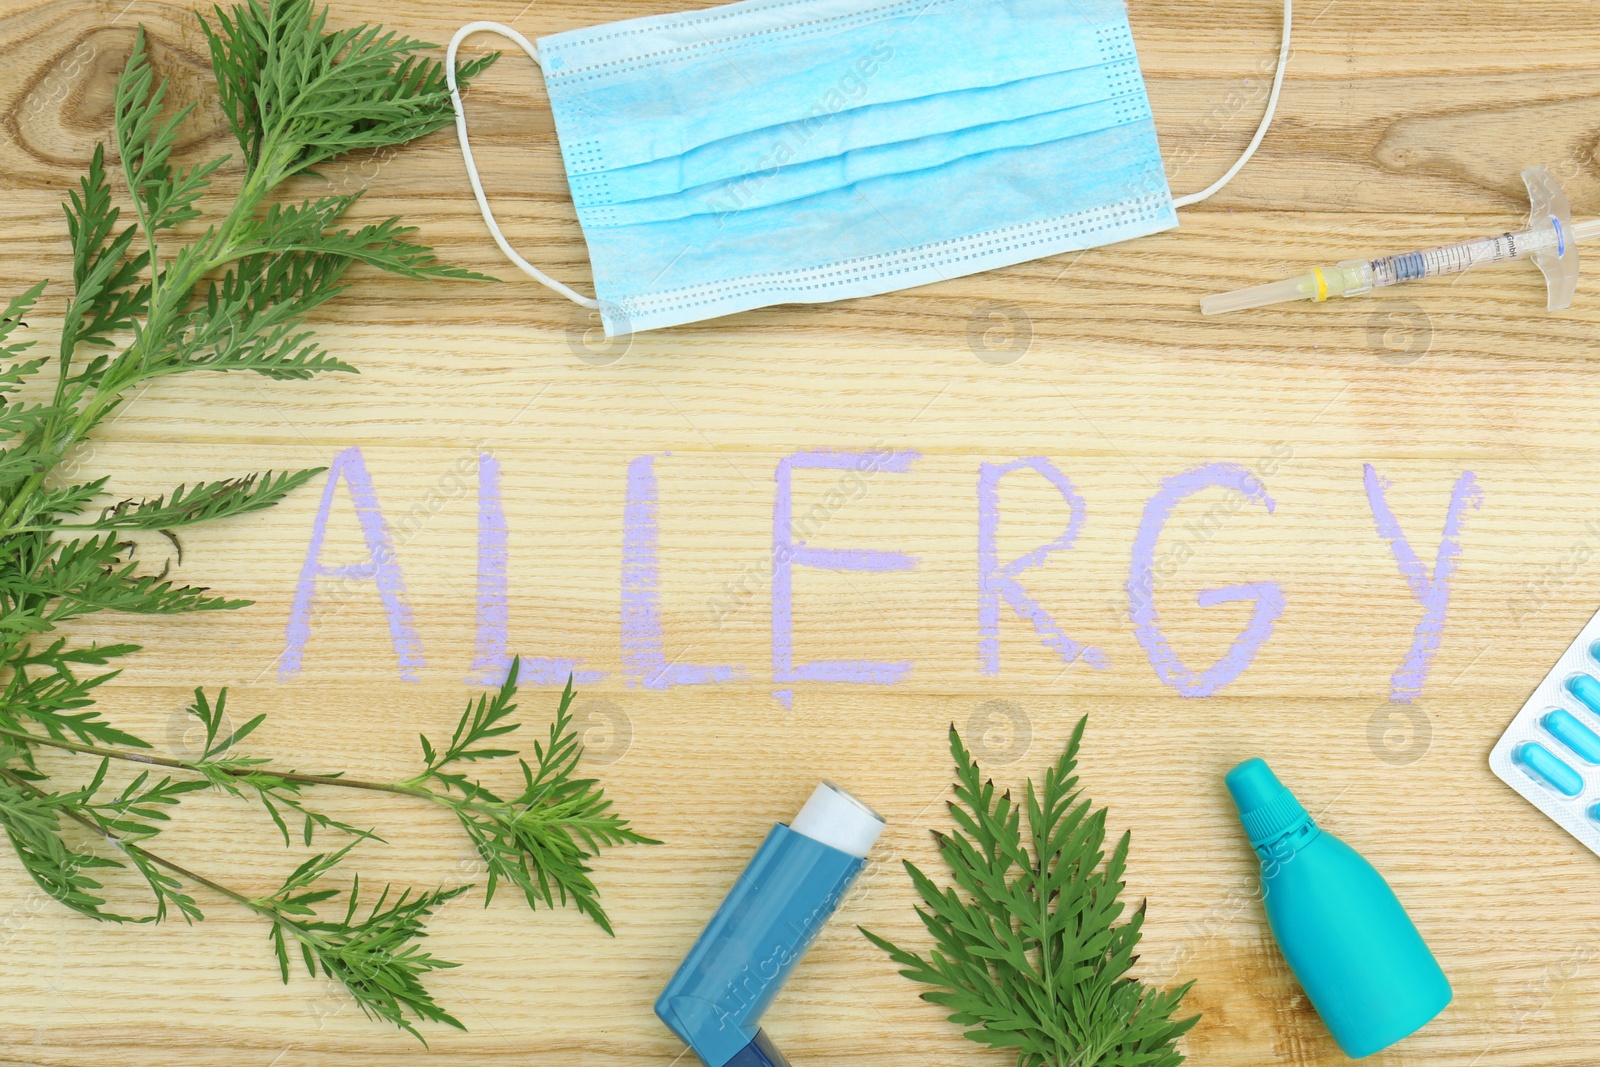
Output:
[[2, 0, 1599, 1063]]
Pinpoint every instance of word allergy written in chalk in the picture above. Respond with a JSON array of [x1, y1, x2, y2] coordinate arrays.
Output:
[[278, 447, 1482, 706]]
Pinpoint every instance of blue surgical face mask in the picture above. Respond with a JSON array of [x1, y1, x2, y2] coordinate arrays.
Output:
[[447, 0, 1292, 336]]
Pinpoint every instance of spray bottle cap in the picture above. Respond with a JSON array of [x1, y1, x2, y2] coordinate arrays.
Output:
[[1225, 758, 1312, 847]]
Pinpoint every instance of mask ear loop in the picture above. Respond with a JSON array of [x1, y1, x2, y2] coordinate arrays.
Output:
[[447, 22, 600, 309], [1170, 0, 1292, 208]]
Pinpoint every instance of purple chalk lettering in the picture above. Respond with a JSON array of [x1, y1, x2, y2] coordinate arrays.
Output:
[[772, 449, 919, 707], [1364, 464, 1483, 703], [470, 453, 603, 687], [623, 455, 742, 689], [280, 447, 425, 681], [469, 452, 509, 684], [978, 457, 1107, 674], [1128, 463, 1284, 696]]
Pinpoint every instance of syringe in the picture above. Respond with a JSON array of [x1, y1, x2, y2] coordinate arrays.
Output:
[[1203, 166, 1600, 315]]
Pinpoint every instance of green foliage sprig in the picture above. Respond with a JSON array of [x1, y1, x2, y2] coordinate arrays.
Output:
[[862, 720, 1198, 1067], [0, 669, 653, 1039], [409, 673, 653, 934], [0, 0, 655, 1041]]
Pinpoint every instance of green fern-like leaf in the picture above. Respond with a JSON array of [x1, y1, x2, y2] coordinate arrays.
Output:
[[414, 669, 660, 934], [61, 145, 149, 357], [0, 764, 142, 922], [862, 719, 1198, 1067], [201, 0, 497, 182], [64, 469, 327, 532], [256, 846, 468, 1042]]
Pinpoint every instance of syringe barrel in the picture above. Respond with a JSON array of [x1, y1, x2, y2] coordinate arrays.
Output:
[[1327, 260, 1376, 298], [1366, 228, 1549, 289]]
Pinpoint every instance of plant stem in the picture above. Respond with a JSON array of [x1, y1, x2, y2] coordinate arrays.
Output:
[[0, 765, 329, 946], [0, 133, 286, 545], [0, 764, 231, 897], [0, 378, 127, 539], [0, 722, 449, 804]]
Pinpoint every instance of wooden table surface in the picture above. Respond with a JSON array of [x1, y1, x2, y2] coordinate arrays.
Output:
[[3, 0, 1600, 1063]]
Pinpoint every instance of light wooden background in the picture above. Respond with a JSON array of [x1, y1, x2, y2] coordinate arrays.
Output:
[[2, 0, 1599, 1063]]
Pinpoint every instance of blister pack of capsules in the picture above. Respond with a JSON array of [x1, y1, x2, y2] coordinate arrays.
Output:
[[1492, 606, 1600, 857]]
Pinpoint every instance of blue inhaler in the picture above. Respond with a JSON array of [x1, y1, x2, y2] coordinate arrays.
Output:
[[655, 782, 885, 1067]]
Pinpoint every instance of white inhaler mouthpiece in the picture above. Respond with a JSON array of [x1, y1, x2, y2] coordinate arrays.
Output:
[[790, 781, 885, 858]]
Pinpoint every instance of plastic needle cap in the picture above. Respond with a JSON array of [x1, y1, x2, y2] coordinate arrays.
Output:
[[1226, 758, 1311, 847]]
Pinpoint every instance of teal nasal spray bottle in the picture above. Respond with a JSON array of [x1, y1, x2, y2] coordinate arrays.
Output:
[[1226, 758, 1451, 1058], [656, 782, 884, 1067]]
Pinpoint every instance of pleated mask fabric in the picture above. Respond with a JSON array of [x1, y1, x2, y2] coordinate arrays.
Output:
[[450, 0, 1179, 335]]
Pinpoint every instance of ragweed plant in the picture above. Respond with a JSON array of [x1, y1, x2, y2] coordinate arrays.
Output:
[[861, 720, 1198, 1067], [0, 0, 654, 1041], [0, 669, 655, 1039]]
